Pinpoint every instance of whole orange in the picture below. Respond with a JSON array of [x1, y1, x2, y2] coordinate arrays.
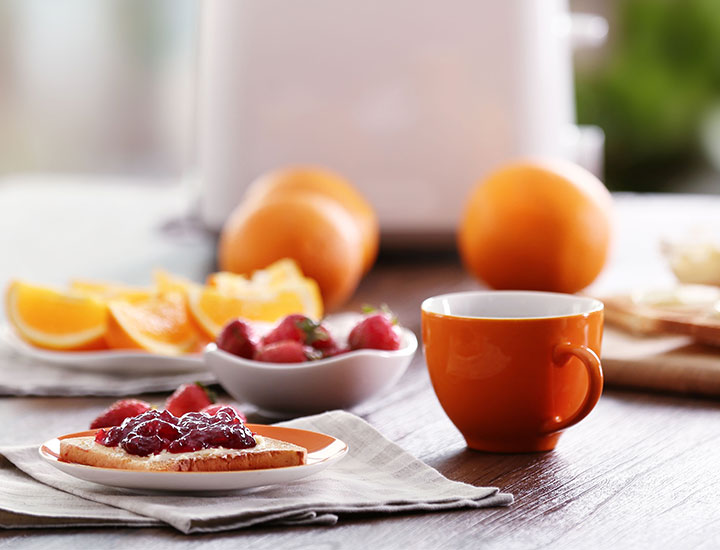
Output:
[[218, 193, 364, 311], [244, 166, 379, 273], [458, 159, 612, 293]]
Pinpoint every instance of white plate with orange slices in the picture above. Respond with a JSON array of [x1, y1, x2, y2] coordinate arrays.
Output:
[[3, 259, 324, 374], [0, 325, 205, 373]]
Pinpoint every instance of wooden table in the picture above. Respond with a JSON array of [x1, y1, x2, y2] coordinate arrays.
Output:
[[2, 178, 720, 548]]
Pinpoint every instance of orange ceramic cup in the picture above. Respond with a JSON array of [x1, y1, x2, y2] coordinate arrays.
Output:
[[422, 291, 604, 452]]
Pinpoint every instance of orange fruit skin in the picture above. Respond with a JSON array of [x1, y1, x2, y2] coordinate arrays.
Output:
[[458, 160, 613, 294], [219, 193, 364, 311], [244, 166, 379, 274]]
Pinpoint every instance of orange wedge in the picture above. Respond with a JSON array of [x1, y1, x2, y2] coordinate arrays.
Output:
[[5, 281, 108, 350], [188, 281, 323, 338], [105, 292, 206, 355], [153, 269, 195, 295], [70, 279, 153, 301], [205, 272, 252, 294], [253, 257, 305, 284], [196, 259, 324, 337], [208, 258, 305, 291]]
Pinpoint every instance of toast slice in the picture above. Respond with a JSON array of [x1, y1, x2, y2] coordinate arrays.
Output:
[[602, 289, 720, 347], [59, 434, 307, 472]]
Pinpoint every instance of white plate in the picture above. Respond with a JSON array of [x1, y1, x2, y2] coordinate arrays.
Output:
[[39, 424, 347, 492], [1, 325, 204, 374]]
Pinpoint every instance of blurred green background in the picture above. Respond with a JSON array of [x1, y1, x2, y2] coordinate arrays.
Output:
[[574, 0, 720, 193]]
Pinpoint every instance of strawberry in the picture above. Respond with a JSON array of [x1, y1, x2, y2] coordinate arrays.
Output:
[[89, 399, 152, 429], [261, 314, 336, 350], [260, 314, 308, 345], [348, 314, 401, 351], [308, 322, 337, 352], [165, 382, 215, 417], [216, 319, 256, 359], [254, 340, 322, 363], [200, 403, 247, 422]]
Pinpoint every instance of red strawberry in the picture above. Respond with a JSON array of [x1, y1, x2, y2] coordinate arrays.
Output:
[[216, 319, 256, 358], [165, 382, 215, 417], [261, 314, 336, 350], [261, 314, 309, 345], [254, 340, 322, 363], [200, 403, 247, 422], [348, 314, 401, 351], [90, 399, 152, 429], [308, 323, 337, 352]]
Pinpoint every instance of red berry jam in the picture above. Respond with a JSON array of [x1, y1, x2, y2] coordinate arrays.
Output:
[[94, 407, 256, 457]]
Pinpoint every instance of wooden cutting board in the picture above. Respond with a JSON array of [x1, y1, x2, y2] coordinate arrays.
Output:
[[602, 325, 720, 397]]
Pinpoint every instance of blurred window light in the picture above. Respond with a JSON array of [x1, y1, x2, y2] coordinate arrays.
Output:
[[0, 0, 197, 177]]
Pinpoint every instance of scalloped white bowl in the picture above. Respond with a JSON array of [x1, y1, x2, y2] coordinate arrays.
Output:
[[203, 327, 417, 417]]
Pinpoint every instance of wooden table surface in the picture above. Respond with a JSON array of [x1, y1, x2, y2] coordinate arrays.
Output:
[[2, 178, 720, 549]]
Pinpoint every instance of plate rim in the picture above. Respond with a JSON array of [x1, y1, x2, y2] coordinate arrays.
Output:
[[1, 324, 204, 372]]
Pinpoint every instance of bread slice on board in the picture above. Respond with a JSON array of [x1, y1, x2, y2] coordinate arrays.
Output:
[[602, 292, 720, 347], [601, 325, 720, 397], [59, 434, 307, 472]]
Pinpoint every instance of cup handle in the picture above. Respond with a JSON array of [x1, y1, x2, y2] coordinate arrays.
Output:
[[542, 343, 604, 433]]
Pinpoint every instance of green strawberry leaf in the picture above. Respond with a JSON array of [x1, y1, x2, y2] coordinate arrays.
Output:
[[195, 381, 217, 404], [361, 303, 398, 325], [295, 318, 329, 345]]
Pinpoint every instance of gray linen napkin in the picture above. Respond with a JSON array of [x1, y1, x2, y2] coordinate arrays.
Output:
[[0, 410, 512, 533], [0, 344, 215, 397], [0, 455, 161, 529]]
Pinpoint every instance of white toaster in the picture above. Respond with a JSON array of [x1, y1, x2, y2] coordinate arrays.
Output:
[[197, 0, 607, 244]]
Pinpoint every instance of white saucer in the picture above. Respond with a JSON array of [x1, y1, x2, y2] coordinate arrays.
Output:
[[40, 424, 347, 492], [1, 325, 205, 374]]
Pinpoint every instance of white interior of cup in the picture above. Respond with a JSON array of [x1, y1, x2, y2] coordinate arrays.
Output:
[[421, 291, 603, 320]]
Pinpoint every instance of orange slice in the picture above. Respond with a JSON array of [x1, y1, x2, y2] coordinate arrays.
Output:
[[208, 258, 306, 290], [188, 281, 323, 338], [5, 281, 108, 350], [254, 257, 306, 284], [105, 293, 206, 355], [70, 279, 153, 301], [205, 271, 252, 295], [197, 259, 324, 337], [153, 269, 195, 295]]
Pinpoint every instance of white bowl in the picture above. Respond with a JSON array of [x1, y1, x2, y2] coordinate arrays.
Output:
[[203, 327, 417, 417]]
